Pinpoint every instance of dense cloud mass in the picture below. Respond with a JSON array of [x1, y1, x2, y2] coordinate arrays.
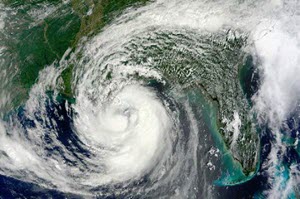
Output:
[[0, 0, 300, 198]]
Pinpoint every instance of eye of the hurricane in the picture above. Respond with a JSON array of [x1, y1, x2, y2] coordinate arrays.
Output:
[[73, 84, 172, 184]]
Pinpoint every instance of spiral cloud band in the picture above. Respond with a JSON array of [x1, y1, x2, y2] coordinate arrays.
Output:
[[0, 0, 300, 198]]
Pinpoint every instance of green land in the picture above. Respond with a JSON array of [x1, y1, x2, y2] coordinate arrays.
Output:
[[1, 0, 259, 182]]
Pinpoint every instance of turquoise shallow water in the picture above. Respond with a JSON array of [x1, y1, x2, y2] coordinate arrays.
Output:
[[1, 0, 300, 198]]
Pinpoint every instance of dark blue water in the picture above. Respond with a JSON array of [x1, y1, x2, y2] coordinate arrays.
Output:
[[1, 62, 300, 199]]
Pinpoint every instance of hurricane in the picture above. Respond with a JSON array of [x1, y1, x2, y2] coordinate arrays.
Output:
[[0, 0, 300, 198]]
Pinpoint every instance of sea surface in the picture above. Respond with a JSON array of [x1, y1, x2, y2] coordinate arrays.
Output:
[[0, 0, 300, 198]]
